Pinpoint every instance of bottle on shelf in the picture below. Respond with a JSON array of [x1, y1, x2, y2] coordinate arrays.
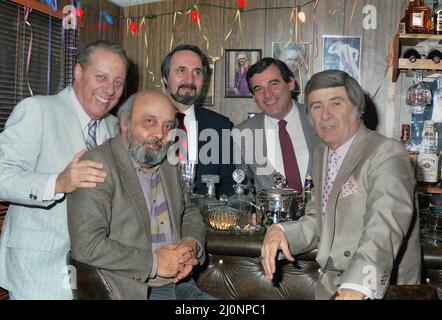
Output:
[[406, 0, 432, 33], [406, 71, 432, 114], [417, 120, 439, 186], [434, 0, 442, 34], [428, 50, 442, 63], [402, 48, 421, 63], [401, 123, 418, 171]]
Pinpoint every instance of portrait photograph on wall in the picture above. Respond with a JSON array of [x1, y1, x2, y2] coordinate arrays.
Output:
[[322, 35, 362, 84], [196, 58, 215, 106], [272, 42, 311, 101], [225, 49, 262, 98]]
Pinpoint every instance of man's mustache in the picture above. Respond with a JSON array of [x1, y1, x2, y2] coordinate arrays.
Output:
[[140, 138, 163, 147], [178, 84, 197, 91]]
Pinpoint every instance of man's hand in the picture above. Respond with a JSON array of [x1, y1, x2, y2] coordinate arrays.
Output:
[[173, 239, 200, 282], [55, 150, 107, 193], [156, 244, 192, 278], [332, 288, 366, 300], [260, 225, 294, 280]]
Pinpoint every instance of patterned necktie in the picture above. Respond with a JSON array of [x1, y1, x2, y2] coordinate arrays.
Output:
[[176, 112, 188, 161], [86, 120, 97, 150], [322, 151, 341, 213], [278, 120, 302, 192]]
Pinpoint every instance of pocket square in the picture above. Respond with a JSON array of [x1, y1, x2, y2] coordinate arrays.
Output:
[[339, 175, 358, 199]]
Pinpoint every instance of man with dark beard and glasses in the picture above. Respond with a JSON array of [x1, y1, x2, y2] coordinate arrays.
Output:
[[67, 90, 213, 300], [161, 45, 235, 197]]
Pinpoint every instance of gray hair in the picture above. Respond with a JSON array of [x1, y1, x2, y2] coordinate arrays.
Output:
[[304, 70, 365, 117], [117, 93, 137, 126], [76, 40, 130, 70]]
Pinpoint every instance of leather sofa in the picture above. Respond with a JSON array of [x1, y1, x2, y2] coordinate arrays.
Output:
[[70, 229, 440, 300], [193, 230, 441, 300]]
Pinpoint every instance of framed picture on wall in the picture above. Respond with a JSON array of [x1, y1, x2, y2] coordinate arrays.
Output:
[[322, 35, 362, 84], [225, 49, 262, 98], [272, 42, 311, 99], [196, 58, 215, 106]]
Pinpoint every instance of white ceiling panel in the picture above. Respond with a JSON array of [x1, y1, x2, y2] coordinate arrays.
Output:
[[107, 0, 165, 7]]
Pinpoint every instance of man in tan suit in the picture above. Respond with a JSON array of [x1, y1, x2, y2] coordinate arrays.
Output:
[[261, 70, 421, 300], [67, 90, 212, 299]]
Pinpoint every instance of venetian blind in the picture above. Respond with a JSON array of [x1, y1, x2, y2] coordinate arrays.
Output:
[[0, 0, 77, 132]]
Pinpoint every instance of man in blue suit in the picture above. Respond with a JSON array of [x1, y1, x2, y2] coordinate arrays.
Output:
[[0, 40, 128, 299], [161, 45, 235, 197]]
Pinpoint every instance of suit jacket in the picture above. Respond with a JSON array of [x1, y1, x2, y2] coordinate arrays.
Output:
[[194, 107, 235, 197], [67, 136, 206, 300], [233, 103, 318, 194], [0, 87, 118, 299], [282, 125, 421, 299]]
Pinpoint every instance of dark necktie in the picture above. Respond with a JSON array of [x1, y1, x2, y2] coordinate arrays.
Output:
[[278, 119, 302, 192], [86, 120, 97, 150], [176, 112, 188, 161]]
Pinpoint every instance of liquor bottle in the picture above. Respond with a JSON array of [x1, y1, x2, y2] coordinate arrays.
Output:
[[402, 48, 421, 62], [401, 124, 417, 171], [303, 175, 313, 205], [406, 71, 432, 114], [428, 50, 442, 63], [417, 120, 439, 186], [228, 169, 255, 230], [434, 0, 442, 34], [406, 0, 432, 33]]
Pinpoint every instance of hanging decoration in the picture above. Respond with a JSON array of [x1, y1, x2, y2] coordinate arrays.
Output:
[[129, 19, 137, 34], [24, 7, 34, 96], [190, 10, 199, 23], [238, 0, 245, 10]]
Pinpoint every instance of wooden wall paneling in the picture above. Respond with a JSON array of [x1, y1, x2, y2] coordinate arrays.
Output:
[[312, 0, 346, 75], [219, 0, 267, 125], [79, 0, 121, 48], [188, 0, 224, 114]]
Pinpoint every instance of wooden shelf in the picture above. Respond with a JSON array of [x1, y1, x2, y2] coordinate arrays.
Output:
[[416, 186, 442, 194], [392, 33, 442, 82]]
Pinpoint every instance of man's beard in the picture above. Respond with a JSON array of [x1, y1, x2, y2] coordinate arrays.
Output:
[[170, 83, 199, 105], [127, 135, 169, 168]]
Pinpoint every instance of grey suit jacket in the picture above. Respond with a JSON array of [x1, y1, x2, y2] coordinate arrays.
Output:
[[67, 136, 206, 300], [281, 125, 421, 299], [0, 87, 118, 299], [233, 103, 318, 193]]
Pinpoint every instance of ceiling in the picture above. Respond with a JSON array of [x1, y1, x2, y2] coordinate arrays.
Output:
[[107, 0, 165, 7]]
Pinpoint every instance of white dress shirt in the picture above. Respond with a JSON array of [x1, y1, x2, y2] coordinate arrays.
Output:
[[181, 105, 198, 162], [264, 101, 309, 182]]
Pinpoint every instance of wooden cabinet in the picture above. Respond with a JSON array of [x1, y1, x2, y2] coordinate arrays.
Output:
[[392, 33, 442, 82]]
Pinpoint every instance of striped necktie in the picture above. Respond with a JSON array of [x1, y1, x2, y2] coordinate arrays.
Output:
[[176, 112, 188, 161], [86, 120, 97, 150], [278, 119, 302, 192]]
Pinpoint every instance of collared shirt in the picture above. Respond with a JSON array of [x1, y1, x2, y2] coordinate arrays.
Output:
[[181, 105, 198, 162], [323, 133, 373, 299], [134, 163, 175, 283], [264, 101, 309, 181], [43, 87, 110, 201]]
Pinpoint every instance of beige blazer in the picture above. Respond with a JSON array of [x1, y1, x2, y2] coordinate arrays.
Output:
[[67, 136, 206, 300], [281, 125, 421, 299]]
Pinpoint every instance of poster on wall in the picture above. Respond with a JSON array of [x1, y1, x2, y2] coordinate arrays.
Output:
[[322, 35, 362, 83], [225, 49, 262, 98], [272, 42, 311, 99], [196, 58, 215, 106]]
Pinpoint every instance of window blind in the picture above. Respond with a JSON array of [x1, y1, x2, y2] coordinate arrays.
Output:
[[0, 0, 78, 131]]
